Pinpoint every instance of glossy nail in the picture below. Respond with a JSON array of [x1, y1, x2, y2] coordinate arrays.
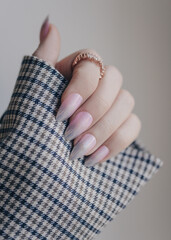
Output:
[[56, 93, 83, 122], [64, 111, 93, 141], [69, 134, 96, 160], [84, 145, 109, 167], [41, 16, 50, 40]]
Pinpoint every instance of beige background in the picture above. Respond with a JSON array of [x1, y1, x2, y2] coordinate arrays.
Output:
[[0, 0, 170, 239]]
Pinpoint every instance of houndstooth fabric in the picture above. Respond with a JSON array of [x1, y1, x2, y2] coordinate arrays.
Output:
[[0, 55, 163, 240]]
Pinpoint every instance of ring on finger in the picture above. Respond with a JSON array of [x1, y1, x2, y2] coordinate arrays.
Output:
[[72, 52, 105, 80]]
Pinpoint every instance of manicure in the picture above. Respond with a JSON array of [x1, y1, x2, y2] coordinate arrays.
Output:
[[56, 93, 83, 122], [64, 111, 93, 141], [69, 134, 96, 160], [41, 16, 50, 40], [84, 145, 109, 167]]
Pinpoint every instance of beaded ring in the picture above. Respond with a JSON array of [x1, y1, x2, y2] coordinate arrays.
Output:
[[72, 52, 105, 80]]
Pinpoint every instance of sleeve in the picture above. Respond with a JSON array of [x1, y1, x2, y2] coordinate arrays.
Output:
[[0, 55, 163, 240]]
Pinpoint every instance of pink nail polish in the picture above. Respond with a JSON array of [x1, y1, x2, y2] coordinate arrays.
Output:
[[56, 93, 83, 122], [69, 134, 96, 160], [84, 145, 109, 167], [64, 111, 93, 141], [41, 16, 50, 40]]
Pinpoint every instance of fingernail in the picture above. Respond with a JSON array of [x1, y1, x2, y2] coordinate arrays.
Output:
[[69, 134, 96, 161], [41, 16, 50, 40], [64, 111, 93, 141], [56, 93, 83, 122], [84, 145, 110, 167]]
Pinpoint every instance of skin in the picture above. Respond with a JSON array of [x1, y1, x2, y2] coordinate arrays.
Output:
[[33, 18, 141, 166]]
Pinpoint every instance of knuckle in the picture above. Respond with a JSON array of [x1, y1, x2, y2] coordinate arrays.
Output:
[[120, 89, 135, 108], [103, 117, 115, 135], [105, 65, 116, 73], [130, 113, 142, 131], [96, 95, 111, 113], [114, 113, 142, 148], [115, 129, 128, 146], [105, 65, 123, 86], [97, 116, 114, 137]]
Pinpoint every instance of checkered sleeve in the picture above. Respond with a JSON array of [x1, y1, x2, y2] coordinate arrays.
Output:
[[0, 55, 163, 240]]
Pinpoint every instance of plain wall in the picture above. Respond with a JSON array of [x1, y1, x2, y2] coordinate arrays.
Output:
[[0, 0, 170, 239]]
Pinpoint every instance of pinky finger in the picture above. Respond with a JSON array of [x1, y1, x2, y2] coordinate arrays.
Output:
[[84, 113, 141, 167]]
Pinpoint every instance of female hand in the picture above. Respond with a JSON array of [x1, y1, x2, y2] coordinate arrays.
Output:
[[33, 17, 141, 167]]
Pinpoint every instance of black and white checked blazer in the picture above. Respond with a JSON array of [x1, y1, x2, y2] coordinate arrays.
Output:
[[0, 55, 163, 240]]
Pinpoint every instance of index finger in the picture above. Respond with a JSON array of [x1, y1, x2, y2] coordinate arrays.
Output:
[[55, 49, 103, 122]]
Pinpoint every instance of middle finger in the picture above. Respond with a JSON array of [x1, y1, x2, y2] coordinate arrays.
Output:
[[55, 49, 102, 122]]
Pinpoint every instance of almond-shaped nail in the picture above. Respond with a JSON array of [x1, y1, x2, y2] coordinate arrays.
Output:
[[84, 145, 109, 167], [64, 111, 93, 141], [56, 93, 83, 122], [69, 134, 96, 161], [41, 16, 50, 40]]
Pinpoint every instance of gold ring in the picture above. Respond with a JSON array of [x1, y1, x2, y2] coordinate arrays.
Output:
[[72, 52, 105, 80]]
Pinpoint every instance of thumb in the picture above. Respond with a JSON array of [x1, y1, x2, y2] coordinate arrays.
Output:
[[33, 16, 61, 66]]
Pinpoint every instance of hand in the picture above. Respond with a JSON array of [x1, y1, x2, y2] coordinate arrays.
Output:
[[33, 17, 141, 167]]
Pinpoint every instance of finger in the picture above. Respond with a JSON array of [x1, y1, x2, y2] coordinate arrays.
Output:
[[55, 50, 82, 80], [69, 89, 135, 160], [85, 89, 135, 154], [64, 65, 123, 141], [84, 113, 142, 167], [55, 49, 103, 122], [33, 16, 61, 66], [55, 48, 99, 80]]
